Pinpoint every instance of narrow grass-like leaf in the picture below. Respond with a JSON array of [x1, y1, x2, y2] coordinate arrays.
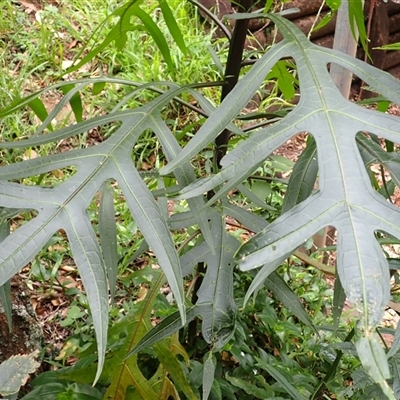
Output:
[[64, 0, 185, 74], [264, 271, 315, 328], [159, 0, 187, 55], [356, 335, 395, 400], [126, 305, 199, 358], [99, 182, 118, 302], [333, 275, 346, 332], [60, 84, 83, 123], [0, 77, 135, 119], [30, 82, 88, 137], [255, 356, 308, 400], [377, 43, 400, 51], [0, 93, 45, 118], [281, 136, 318, 214], [348, 0, 369, 57], [387, 321, 400, 359], [64, 4, 139, 75], [207, 44, 224, 75], [27, 98, 52, 131], [135, 7, 173, 72], [0, 221, 11, 331], [202, 352, 216, 400]]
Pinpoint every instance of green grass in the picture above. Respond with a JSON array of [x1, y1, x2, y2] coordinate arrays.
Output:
[[0, 0, 226, 162]]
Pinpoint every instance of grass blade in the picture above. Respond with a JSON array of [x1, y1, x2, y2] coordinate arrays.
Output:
[[135, 7, 174, 72], [60, 84, 83, 123], [265, 271, 315, 329], [126, 305, 199, 359], [159, 0, 187, 55], [99, 182, 118, 303], [255, 356, 308, 400]]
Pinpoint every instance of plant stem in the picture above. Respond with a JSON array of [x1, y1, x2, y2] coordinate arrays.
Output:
[[188, 261, 206, 348], [214, 0, 254, 168], [189, 0, 253, 347]]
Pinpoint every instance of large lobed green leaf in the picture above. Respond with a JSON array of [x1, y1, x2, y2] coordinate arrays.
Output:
[[0, 84, 207, 383], [161, 13, 400, 332], [160, 13, 400, 391]]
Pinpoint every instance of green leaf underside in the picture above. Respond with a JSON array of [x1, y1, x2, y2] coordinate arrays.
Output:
[[161, 14, 400, 333], [0, 86, 201, 383]]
